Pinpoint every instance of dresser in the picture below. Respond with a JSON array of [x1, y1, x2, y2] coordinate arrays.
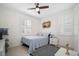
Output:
[[0, 39, 5, 56]]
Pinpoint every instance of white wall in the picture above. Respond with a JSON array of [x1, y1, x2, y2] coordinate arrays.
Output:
[[41, 8, 74, 48], [73, 4, 79, 53], [0, 4, 79, 52], [0, 6, 40, 48]]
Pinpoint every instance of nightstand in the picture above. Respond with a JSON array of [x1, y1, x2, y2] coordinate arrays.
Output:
[[55, 47, 78, 56], [50, 38, 59, 47]]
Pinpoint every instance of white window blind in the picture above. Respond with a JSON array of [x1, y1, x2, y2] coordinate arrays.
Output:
[[23, 20, 31, 34]]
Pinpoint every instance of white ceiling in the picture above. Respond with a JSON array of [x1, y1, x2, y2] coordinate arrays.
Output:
[[0, 3, 76, 19]]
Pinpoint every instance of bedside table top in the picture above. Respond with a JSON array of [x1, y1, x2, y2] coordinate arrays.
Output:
[[55, 47, 78, 56]]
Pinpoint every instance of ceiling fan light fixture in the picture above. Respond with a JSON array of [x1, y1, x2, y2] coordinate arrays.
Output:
[[36, 8, 40, 12]]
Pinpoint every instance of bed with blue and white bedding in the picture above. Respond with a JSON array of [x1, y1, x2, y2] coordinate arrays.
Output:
[[21, 35, 48, 54]]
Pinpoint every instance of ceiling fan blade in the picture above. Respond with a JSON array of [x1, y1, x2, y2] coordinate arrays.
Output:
[[39, 6, 49, 9], [27, 8, 36, 10]]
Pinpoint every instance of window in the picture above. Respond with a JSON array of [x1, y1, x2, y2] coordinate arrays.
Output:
[[23, 20, 31, 35]]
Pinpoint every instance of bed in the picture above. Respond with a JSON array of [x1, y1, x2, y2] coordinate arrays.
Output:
[[21, 35, 48, 53]]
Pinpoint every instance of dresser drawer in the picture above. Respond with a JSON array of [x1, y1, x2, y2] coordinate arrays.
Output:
[[50, 38, 54, 44]]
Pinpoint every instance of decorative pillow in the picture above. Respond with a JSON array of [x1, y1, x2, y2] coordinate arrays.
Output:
[[36, 33, 42, 36]]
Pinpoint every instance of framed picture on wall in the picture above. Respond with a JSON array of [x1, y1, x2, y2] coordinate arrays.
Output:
[[42, 21, 51, 28]]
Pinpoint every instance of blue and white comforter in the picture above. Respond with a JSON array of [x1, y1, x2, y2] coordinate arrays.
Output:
[[21, 36, 48, 53]]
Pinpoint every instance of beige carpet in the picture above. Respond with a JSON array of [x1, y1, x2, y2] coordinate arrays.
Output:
[[6, 46, 30, 56]]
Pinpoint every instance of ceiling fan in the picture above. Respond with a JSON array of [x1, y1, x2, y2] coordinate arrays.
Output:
[[27, 3, 49, 14]]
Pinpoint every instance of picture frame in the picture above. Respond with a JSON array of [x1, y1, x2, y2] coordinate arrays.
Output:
[[42, 21, 51, 28]]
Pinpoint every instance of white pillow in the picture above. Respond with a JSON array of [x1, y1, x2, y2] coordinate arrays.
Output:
[[36, 33, 43, 36]]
